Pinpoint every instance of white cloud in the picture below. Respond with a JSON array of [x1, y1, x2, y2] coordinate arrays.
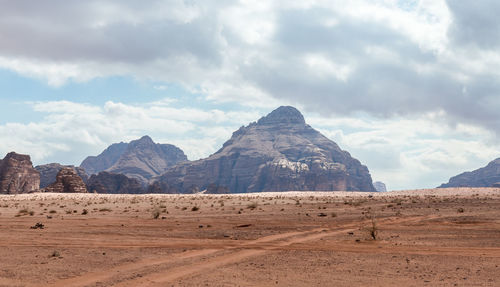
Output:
[[0, 100, 263, 165], [309, 111, 498, 190]]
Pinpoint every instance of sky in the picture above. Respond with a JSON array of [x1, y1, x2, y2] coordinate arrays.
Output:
[[1, 0, 500, 190]]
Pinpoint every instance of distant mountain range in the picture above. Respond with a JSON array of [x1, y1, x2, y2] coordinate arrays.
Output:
[[439, 158, 500, 188], [0, 106, 410, 194]]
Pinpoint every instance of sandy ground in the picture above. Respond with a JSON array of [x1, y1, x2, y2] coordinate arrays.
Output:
[[0, 188, 499, 286]]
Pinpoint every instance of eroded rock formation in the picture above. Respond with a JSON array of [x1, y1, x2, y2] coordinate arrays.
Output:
[[36, 163, 88, 188], [44, 167, 87, 193], [373, 181, 387, 192], [0, 152, 40, 194]]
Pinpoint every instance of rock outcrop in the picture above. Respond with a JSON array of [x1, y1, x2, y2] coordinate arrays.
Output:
[[36, 163, 88, 188], [151, 106, 375, 193], [87, 172, 144, 194], [373, 181, 387, 192], [44, 167, 87, 193], [0, 152, 40, 194], [439, 158, 500, 188], [80, 136, 187, 186]]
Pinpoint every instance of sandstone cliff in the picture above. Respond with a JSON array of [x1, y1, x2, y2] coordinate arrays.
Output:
[[151, 106, 375, 193], [0, 152, 40, 194], [87, 171, 144, 194], [36, 163, 88, 188], [439, 158, 500, 188], [80, 136, 187, 186], [44, 167, 88, 193]]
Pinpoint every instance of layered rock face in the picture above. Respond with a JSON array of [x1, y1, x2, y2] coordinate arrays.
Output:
[[439, 158, 500, 188], [373, 181, 387, 192], [151, 106, 375, 193], [0, 152, 40, 194], [87, 172, 144, 194], [44, 167, 87, 193], [36, 163, 88, 188], [80, 136, 187, 186]]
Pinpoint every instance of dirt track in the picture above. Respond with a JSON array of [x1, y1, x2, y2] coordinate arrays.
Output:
[[0, 189, 499, 286]]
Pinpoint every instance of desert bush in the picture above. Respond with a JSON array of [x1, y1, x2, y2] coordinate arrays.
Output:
[[81, 209, 88, 215], [191, 206, 200, 211], [152, 207, 161, 219], [247, 202, 258, 209]]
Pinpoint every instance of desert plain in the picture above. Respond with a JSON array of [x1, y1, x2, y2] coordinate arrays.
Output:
[[0, 188, 499, 287]]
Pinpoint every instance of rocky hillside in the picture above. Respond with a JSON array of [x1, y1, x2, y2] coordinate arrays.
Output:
[[439, 158, 500, 188], [80, 136, 187, 185], [87, 172, 144, 194], [150, 106, 375, 193], [0, 152, 40, 194], [36, 163, 88, 188]]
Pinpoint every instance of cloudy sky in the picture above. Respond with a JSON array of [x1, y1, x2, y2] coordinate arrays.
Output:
[[1, 0, 499, 190]]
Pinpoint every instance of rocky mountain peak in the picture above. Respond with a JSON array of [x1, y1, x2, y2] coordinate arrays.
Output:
[[152, 106, 375, 193], [257, 106, 305, 126], [129, 135, 155, 148], [80, 136, 187, 186]]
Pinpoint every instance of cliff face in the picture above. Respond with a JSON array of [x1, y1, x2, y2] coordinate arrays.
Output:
[[80, 136, 187, 186], [87, 172, 144, 194], [43, 167, 88, 193], [0, 152, 40, 194], [439, 158, 500, 188], [36, 163, 88, 188], [151, 106, 375, 193]]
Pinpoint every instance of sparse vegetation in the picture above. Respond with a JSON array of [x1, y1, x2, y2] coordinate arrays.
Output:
[[152, 207, 161, 219], [247, 202, 258, 209]]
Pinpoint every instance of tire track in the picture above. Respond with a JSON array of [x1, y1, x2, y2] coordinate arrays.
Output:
[[46, 215, 437, 287]]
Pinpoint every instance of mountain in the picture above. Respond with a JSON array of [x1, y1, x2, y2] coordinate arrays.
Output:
[[80, 136, 187, 185], [150, 106, 375, 193], [373, 181, 387, 192], [80, 142, 128, 175], [36, 163, 88, 188], [87, 172, 144, 194], [0, 152, 40, 194], [439, 158, 500, 188]]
